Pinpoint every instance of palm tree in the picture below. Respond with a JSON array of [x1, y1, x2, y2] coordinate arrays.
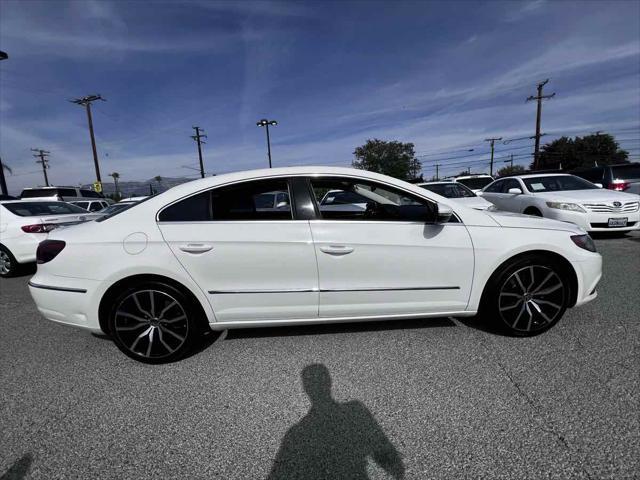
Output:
[[154, 175, 163, 193], [109, 172, 120, 199]]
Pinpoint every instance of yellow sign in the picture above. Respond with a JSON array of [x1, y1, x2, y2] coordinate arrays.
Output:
[[93, 181, 102, 193]]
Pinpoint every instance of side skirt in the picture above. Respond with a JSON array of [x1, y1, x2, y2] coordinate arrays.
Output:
[[208, 310, 477, 331]]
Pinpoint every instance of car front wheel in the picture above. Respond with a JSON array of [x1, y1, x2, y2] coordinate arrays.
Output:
[[485, 256, 569, 336], [108, 282, 199, 363]]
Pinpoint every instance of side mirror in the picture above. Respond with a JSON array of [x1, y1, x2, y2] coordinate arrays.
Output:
[[594, 183, 603, 188], [508, 188, 522, 194], [435, 203, 453, 223]]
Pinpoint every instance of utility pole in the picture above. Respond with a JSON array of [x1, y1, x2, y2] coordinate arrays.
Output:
[[527, 79, 555, 170], [484, 137, 502, 176], [435, 163, 441, 180], [190, 127, 207, 178], [70, 94, 105, 184], [0, 157, 9, 196], [31, 149, 51, 186], [504, 154, 514, 168]]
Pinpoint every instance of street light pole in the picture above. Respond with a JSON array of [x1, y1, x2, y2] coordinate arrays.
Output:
[[257, 119, 278, 168]]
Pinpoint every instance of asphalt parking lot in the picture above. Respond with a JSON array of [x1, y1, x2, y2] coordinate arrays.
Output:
[[1, 232, 639, 480]]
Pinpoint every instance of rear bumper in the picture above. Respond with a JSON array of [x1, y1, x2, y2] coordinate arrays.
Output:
[[28, 275, 103, 334], [3, 233, 47, 264]]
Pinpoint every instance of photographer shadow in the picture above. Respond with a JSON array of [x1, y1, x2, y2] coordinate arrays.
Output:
[[266, 364, 405, 480]]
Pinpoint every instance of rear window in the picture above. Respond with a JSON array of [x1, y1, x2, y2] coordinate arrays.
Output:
[[420, 183, 475, 198], [456, 177, 494, 190], [2, 202, 88, 216], [611, 164, 640, 180]]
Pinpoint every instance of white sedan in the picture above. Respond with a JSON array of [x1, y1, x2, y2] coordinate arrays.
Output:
[[29, 167, 602, 363], [417, 181, 493, 210], [481, 173, 640, 233], [0, 201, 101, 277]]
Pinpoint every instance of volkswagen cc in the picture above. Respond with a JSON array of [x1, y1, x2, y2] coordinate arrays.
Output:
[[29, 167, 602, 363]]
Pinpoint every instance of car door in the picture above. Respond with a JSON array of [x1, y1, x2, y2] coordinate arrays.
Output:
[[305, 176, 474, 318], [157, 177, 319, 323]]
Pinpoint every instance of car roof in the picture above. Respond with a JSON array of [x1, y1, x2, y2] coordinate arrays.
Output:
[[506, 173, 573, 179], [417, 181, 456, 185], [455, 174, 493, 179], [21, 186, 78, 190]]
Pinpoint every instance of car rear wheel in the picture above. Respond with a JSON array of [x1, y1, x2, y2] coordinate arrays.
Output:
[[0, 246, 19, 278], [108, 282, 198, 363], [484, 256, 568, 336]]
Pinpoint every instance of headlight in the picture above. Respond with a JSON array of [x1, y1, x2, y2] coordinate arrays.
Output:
[[570, 234, 596, 252], [546, 201, 586, 212]]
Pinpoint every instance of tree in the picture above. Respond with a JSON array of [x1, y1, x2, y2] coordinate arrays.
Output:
[[533, 133, 629, 171], [352, 139, 421, 181], [497, 165, 526, 177], [109, 172, 120, 197]]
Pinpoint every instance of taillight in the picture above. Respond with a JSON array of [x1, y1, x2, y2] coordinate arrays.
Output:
[[36, 240, 66, 264], [21, 224, 57, 233], [609, 180, 629, 191]]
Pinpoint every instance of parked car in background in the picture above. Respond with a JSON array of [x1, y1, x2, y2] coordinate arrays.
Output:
[[70, 199, 110, 212], [20, 186, 106, 203], [93, 198, 147, 218], [30, 166, 601, 363], [571, 163, 640, 194], [453, 174, 494, 193], [0, 201, 101, 277], [481, 173, 640, 233], [418, 181, 493, 210]]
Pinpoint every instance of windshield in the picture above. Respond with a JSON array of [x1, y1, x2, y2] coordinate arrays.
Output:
[[2, 201, 88, 216], [421, 183, 476, 198], [611, 164, 640, 180], [523, 175, 599, 192], [456, 177, 493, 190]]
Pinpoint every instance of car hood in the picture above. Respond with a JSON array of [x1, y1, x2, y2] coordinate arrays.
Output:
[[450, 196, 492, 210], [531, 189, 640, 203], [486, 210, 584, 233]]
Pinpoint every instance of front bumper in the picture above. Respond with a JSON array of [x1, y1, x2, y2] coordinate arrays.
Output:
[[571, 253, 602, 307], [28, 274, 103, 334], [544, 209, 640, 232]]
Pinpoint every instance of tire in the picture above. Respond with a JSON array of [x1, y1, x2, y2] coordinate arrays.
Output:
[[523, 207, 542, 217], [481, 254, 569, 336], [0, 245, 21, 278], [107, 281, 200, 363]]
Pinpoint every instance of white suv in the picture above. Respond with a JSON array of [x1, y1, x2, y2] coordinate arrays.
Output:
[[20, 186, 107, 203], [70, 200, 110, 212]]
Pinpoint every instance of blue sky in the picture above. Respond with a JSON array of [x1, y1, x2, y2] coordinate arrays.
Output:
[[1, 0, 639, 193]]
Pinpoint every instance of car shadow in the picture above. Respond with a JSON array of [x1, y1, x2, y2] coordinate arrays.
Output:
[[266, 364, 405, 480], [225, 316, 456, 341], [0, 453, 33, 480]]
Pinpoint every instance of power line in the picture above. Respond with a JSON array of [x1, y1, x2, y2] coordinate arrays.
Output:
[[31, 149, 51, 186]]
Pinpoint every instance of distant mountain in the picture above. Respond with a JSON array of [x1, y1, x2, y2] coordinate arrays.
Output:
[[82, 176, 196, 198]]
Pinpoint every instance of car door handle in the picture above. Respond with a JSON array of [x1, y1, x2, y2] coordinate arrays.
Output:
[[319, 245, 354, 255], [179, 243, 213, 254]]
